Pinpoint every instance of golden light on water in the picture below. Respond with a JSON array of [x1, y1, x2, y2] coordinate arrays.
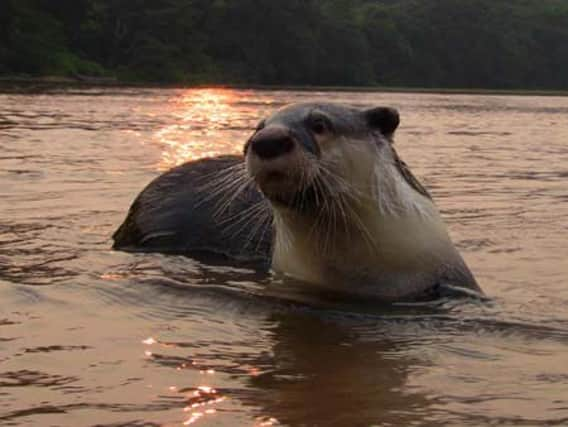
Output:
[[154, 88, 250, 170], [182, 384, 225, 425], [256, 417, 279, 426]]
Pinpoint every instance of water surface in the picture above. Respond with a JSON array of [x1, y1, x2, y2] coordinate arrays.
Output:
[[1, 87, 568, 426]]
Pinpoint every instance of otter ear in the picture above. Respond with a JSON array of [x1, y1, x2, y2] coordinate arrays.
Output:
[[364, 107, 399, 138]]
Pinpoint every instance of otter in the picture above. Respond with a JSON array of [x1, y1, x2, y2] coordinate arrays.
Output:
[[113, 103, 481, 301]]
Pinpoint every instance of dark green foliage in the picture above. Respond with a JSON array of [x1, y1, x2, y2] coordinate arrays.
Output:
[[0, 0, 567, 89]]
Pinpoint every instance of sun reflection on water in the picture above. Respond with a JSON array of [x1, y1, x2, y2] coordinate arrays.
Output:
[[183, 384, 226, 425], [154, 88, 254, 170], [141, 335, 230, 426]]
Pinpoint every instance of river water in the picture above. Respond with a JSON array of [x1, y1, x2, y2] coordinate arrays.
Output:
[[1, 87, 567, 426]]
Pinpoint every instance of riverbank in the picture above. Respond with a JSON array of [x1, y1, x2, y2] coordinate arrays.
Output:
[[1, 75, 568, 97]]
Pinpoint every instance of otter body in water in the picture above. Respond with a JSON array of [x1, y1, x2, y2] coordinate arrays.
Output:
[[113, 103, 481, 301]]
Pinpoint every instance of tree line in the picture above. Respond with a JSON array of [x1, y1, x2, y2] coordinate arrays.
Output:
[[1, 0, 568, 89]]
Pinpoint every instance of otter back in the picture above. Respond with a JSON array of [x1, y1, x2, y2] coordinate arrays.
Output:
[[112, 155, 272, 268]]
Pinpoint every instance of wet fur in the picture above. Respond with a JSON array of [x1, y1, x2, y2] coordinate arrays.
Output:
[[112, 156, 273, 267], [113, 103, 480, 301]]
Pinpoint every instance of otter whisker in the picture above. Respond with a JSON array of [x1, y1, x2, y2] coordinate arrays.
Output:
[[195, 166, 249, 207], [196, 162, 247, 191], [342, 198, 378, 253], [250, 211, 273, 254], [206, 167, 249, 196], [211, 176, 255, 220], [300, 162, 312, 213], [310, 159, 378, 256], [220, 199, 270, 245], [217, 194, 270, 233], [226, 207, 268, 245], [248, 208, 274, 253], [202, 162, 247, 184], [216, 198, 266, 227], [307, 175, 327, 242], [206, 173, 250, 204], [332, 179, 379, 252], [194, 162, 259, 222], [318, 161, 365, 199], [314, 172, 339, 256], [273, 213, 293, 256]]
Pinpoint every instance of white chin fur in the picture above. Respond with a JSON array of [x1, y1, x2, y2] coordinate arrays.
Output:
[[269, 143, 455, 297]]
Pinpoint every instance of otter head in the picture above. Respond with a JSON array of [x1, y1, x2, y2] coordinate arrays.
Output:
[[244, 103, 399, 213], [243, 103, 477, 298]]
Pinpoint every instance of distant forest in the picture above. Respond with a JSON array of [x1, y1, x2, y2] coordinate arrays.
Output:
[[1, 0, 568, 89]]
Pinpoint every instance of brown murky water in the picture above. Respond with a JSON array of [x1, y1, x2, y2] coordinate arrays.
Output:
[[1, 87, 568, 426]]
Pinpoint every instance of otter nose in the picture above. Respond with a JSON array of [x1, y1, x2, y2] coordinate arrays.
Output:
[[250, 127, 295, 160]]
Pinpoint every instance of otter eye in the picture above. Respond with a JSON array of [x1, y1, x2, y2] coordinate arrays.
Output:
[[309, 116, 331, 135]]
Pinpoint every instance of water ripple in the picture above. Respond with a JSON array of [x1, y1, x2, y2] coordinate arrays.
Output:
[[1, 88, 568, 426]]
